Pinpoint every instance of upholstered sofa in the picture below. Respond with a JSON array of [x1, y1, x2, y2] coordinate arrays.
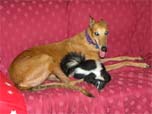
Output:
[[0, 0, 152, 114]]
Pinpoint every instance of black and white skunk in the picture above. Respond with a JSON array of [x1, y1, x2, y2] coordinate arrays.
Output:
[[60, 52, 111, 90]]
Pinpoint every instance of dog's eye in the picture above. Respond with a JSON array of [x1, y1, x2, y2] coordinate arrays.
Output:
[[104, 31, 109, 35], [94, 32, 99, 36]]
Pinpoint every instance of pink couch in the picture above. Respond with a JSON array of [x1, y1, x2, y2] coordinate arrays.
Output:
[[0, 0, 152, 114]]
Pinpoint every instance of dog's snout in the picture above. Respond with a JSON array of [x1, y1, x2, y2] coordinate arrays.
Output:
[[101, 46, 107, 52]]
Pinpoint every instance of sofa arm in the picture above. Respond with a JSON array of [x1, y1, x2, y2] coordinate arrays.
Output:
[[0, 71, 27, 114]]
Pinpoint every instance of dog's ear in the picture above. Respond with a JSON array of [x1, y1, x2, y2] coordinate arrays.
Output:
[[89, 16, 95, 28], [100, 18, 104, 21], [100, 18, 107, 25]]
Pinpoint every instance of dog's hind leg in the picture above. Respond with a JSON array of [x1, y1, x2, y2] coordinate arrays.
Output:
[[52, 66, 84, 85], [52, 66, 71, 83], [31, 82, 94, 97], [14, 54, 53, 89], [47, 74, 60, 82], [102, 56, 143, 63], [105, 61, 150, 71]]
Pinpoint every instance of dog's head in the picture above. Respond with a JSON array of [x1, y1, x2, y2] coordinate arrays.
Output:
[[87, 16, 109, 58]]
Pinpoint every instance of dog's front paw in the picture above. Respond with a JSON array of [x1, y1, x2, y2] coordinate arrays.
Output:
[[135, 57, 144, 61], [142, 63, 150, 68]]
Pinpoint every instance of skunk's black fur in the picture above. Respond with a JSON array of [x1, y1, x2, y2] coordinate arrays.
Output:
[[60, 52, 111, 90], [60, 52, 85, 76]]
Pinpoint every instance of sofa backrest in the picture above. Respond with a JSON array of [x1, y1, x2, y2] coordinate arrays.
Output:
[[0, 0, 151, 73]]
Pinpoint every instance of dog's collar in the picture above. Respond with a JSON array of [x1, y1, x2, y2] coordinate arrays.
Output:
[[85, 30, 99, 49]]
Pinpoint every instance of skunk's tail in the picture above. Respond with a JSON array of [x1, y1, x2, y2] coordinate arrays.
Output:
[[60, 52, 85, 76]]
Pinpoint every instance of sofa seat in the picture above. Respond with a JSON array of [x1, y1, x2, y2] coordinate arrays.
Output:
[[22, 67, 152, 114], [0, 0, 152, 114]]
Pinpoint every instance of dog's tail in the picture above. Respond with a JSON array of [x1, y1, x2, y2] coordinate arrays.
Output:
[[31, 82, 94, 97], [60, 52, 85, 76]]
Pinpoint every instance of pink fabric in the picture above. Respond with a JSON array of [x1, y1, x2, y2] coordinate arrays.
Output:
[[0, 0, 68, 70], [0, 0, 152, 114]]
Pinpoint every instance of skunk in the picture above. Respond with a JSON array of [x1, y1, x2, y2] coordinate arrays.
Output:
[[60, 52, 111, 90]]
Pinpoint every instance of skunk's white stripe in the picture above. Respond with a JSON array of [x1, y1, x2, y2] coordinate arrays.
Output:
[[95, 61, 104, 81], [66, 59, 79, 68], [74, 61, 104, 81]]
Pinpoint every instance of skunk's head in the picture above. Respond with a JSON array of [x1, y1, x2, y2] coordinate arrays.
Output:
[[94, 63, 111, 90], [83, 62, 111, 90], [90, 62, 111, 90], [60, 52, 111, 90], [94, 79, 106, 90], [100, 64, 111, 83]]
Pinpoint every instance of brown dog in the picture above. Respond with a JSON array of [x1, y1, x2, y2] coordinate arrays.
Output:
[[9, 17, 149, 97]]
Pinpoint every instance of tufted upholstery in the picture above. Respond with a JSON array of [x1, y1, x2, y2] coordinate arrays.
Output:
[[0, 0, 152, 114]]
